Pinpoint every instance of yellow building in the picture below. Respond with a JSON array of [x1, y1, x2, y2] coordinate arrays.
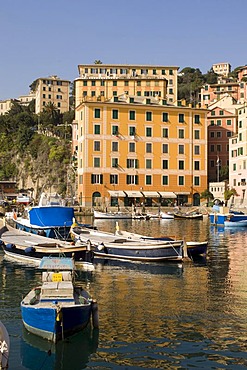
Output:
[[35, 75, 70, 114], [75, 64, 178, 106], [73, 94, 208, 207]]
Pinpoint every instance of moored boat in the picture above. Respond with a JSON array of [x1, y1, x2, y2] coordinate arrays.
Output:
[[21, 257, 98, 342], [159, 211, 174, 219], [70, 223, 183, 262], [93, 210, 132, 219], [174, 212, 203, 220], [11, 192, 75, 240], [0, 224, 94, 269]]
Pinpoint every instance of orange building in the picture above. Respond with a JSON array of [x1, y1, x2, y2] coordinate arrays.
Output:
[[73, 95, 208, 208]]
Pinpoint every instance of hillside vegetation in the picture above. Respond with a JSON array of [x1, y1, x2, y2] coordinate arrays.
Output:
[[0, 100, 74, 198]]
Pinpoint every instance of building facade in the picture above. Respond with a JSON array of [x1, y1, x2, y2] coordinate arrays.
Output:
[[229, 104, 247, 206], [73, 95, 208, 208], [35, 75, 70, 114], [75, 64, 178, 107], [212, 62, 231, 77], [207, 95, 239, 182]]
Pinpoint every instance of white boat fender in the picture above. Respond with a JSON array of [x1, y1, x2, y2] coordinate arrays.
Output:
[[0, 320, 9, 370], [97, 243, 105, 251], [86, 240, 92, 251], [91, 300, 99, 329]]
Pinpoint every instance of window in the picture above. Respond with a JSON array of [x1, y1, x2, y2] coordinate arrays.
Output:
[[129, 142, 135, 152], [239, 133, 242, 141], [162, 175, 168, 185], [91, 174, 103, 184], [219, 110, 224, 115], [83, 81, 87, 86], [101, 80, 105, 86], [210, 132, 215, 138], [178, 176, 184, 185], [233, 163, 236, 171], [169, 88, 173, 94], [146, 159, 152, 169], [210, 120, 214, 126], [210, 160, 214, 168], [94, 141, 100, 151], [94, 125, 100, 134], [226, 131, 232, 138], [194, 161, 200, 170], [146, 111, 152, 121], [127, 175, 138, 184], [113, 81, 117, 86], [178, 129, 184, 139], [194, 115, 200, 124], [210, 145, 215, 152], [162, 143, 168, 153], [162, 112, 168, 122], [112, 142, 118, 152], [91, 81, 96, 86], [162, 128, 168, 138], [94, 108, 101, 119], [194, 145, 200, 155], [216, 144, 221, 152], [178, 145, 184, 154], [211, 111, 215, 116], [216, 120, 221, 126], [112, 110, 118, 119], [94, 157, 100, 167], [179, 113, 185, 123], [137, 81, 141, 86], [129, 126, 136, 136], [194, 177, 200, 186], [162, 160, 168, 169], [194, 130, 200, 139], [127, 159, 138, 168], [169, 69, 173, 75], [179, 160, 184, 170], [112, 158, 118, 168], [124, 81, 129, 86], [146, 175, 152, 185], [112, 125, 119, 135], [110, 174, 118, 184], [146, 143, 152, 153], [129, 110, 136, 120], [239, 121, 242, 128], [146, 127, 152, 137]]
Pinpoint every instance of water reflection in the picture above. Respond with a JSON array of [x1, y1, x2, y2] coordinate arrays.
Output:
[[21, 326, 99, 370]]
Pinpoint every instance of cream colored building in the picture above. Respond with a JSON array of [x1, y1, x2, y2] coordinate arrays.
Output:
[[75, 64, 178, 107], [229, 104, 247, 206], [18, 92, 35, 106], [212, 63, 231, 77], [0, 99, 12, 115], [35, 75, 70, 114]]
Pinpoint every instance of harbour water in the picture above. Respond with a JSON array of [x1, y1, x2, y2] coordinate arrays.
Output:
[[1, 216, 247, 369]]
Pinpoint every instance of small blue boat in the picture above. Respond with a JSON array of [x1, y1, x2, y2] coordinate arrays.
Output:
[[21, 257, 98, 342]]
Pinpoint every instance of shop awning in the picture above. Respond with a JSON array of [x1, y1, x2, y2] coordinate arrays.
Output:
[[108, 190, 126, 197], [175, 192, 190, 195], [158, 191, 177, 198], [141, 191, 160, 198], [124, 191, 143, 198]]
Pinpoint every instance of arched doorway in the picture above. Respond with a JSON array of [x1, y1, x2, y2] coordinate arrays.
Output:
[[193, 193, 200, 206], [92, 191, 101, 207]]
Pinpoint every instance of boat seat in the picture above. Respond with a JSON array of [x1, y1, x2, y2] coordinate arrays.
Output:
[[41, 281, 74, 300]]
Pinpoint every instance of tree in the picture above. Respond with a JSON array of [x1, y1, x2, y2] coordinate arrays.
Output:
[[200, 189, 214, 205], [224, 188, 238, 202]]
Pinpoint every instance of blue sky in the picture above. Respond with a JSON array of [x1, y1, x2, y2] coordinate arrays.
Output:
[[1, 0, 246, 100]]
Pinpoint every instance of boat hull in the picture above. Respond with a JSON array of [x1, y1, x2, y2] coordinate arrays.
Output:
[[93, 242, 183, 261], [21, 303, 92, 342], [174, 213, 203, 220], [186, 241, 208, 257], [93, 211, 132, 219]]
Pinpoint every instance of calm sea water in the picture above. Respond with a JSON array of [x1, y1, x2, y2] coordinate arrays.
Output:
[[1, 216, 247, 369]]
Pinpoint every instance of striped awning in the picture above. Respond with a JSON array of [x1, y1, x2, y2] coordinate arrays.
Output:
[[158, 192, 177, 198], [124, 191, 143, 197], [174, 192, 190, 195], [141, 191, 160, 198], [108, 190, 126, 197]]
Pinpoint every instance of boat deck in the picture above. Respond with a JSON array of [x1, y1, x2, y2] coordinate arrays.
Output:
[[1, 225, 75, 249]]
